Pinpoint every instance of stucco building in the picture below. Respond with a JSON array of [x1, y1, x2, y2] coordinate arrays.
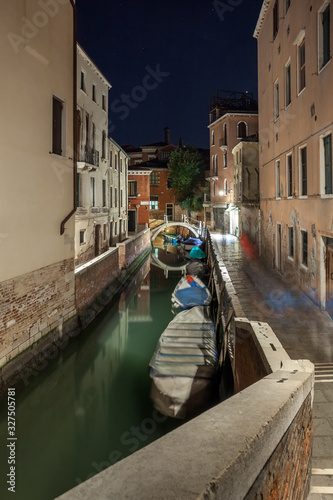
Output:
[[128, 166, 151, 230], [0, 0, 77, 367], [232, 137, 260, 245], [206, 91, 258, 233], [254, 0, 333, 315], [76, 45, 128, 265]]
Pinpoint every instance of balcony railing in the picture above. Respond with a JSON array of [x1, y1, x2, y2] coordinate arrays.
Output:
[[79, 145, 99, 167]]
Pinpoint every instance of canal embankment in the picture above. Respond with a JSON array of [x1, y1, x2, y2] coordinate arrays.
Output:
[[56, 229, 314, 500], [0, 228, 151, 394]]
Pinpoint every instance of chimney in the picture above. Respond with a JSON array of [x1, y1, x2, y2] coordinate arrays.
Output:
[[164, 126, 170, 145]]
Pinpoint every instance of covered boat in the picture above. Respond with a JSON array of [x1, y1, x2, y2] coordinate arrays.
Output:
[[172, 275, 211, 311], [149, 306, 218, 419], [181, 237, 203, 251]]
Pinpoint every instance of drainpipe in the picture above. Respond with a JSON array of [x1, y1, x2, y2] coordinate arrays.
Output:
[[60, 0, 77, 235]]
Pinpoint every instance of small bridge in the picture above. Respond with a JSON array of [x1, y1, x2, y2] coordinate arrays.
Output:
[[150, 253, 187, 277], [151, 216, 205, 241]]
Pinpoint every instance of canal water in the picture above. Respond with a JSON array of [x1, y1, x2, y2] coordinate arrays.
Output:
[[0, 246, 189, 500]]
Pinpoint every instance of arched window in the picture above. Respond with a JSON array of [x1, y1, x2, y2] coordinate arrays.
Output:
[[224, 178, 228, 196], [237, 121, 247, 138], [85, 114, 89, 146], [223, 123, 227, 145], [211, 130, 215, 146], [215, 155, 218, 175], [223, 151, 227, 168], [102, 130, 106, 159], [213, 181, 216, 197]]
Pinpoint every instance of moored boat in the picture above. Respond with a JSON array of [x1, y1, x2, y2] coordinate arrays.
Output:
[[149, 306, 218, 419]]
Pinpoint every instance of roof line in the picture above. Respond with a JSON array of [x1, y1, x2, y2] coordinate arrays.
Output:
[[253, 0, 271, 39]]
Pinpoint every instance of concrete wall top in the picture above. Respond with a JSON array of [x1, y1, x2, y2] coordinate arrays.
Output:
[[56, 359, 313, 500]]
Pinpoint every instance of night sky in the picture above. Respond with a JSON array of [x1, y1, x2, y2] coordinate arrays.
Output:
[[77, 0, 263, 149]]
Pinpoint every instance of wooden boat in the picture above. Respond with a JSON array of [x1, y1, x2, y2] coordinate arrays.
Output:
[[149, 306, 218, 419]]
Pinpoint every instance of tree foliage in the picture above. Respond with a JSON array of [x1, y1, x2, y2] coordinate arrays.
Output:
[[168, 146, 205, 215]]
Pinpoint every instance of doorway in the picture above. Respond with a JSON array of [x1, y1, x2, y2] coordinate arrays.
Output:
[[166, 203, 173, 220], [276, 224, 282, 272], [326, 243, 333, 317]]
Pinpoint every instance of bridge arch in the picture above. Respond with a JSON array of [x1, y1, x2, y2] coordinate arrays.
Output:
[[151, 222, 200, 241]]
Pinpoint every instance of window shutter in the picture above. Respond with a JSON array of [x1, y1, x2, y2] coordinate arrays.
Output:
[[52, 97, 62, 155], [324, 135, 332, 194]]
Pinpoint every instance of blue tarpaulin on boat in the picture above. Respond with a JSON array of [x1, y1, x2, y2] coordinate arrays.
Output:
[[189, 246, 206, 259], [182, 237, 202, 246]]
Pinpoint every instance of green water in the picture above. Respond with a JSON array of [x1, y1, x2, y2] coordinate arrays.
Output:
[[0, 251, 186, 500]]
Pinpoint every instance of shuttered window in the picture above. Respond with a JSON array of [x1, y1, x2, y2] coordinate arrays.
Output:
[[324, 134, 332, 194], [52, 96, 63, 155]]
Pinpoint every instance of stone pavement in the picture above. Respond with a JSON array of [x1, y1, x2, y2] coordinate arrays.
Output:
[[211, 233, 333, 499]]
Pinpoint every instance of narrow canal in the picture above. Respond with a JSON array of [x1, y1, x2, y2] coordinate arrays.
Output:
[[0, 247, 190, 500]]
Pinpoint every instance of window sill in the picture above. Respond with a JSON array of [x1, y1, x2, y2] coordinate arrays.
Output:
[[318, 58, 331, 75], [297, 87, 306, 97], [299, 195, 308, 199], [300, 263, 308, 271], [287, 255, 294, 262], [321, 193, 333, 198]]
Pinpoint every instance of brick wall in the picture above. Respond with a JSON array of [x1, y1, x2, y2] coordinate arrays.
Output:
[[245, 392, 313, 500], [75, 247, 120, 314], [117, 228, 151, 269], [0, 258, 76, 368]]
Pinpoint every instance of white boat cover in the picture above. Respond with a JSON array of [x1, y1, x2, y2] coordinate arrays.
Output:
[[149, 306, 218, 419]]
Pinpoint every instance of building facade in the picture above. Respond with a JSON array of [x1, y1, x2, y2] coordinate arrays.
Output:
[[128, 167, 151, 230], [254, 0, 333, 315], [75, 45, 128, 265], [232, 138, 260, 245], [0, 0, 76, 367], [206, 91, 258, 233]]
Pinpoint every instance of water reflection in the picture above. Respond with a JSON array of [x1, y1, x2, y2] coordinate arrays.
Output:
[[0, 256, 184, 500]]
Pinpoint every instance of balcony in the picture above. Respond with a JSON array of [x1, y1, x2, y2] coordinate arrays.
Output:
[[219, 138, 227, 150], [205, 170, 218, 181], [78, 145, 99, 170]]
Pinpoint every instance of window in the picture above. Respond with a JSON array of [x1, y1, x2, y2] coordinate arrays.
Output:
[[273, 0, 279, 39], [77, 173, 81, 207], [150, 196, 158, 209], [319, 3, 331, 70], [301, 230, 308, 267], [102, 94, 106, 111], [324, 133, 332, 194], [102, 179, 106, 206], [299, 146, 307, 196], [150, 171, 159, 185], [288, 226, 294, 258], [224, 178, 228, 196], [115, 187, 118, 207], [121, 189, 123, 207], [285, 61, 291, 107], [115, 154, 118, 170], [285, 0, 291, 13], [223, 123, 227, 145], [80, 71, 86, 92], [90, 177, 95, 207], [276, 160, 281, 198], [92, 84, 96, 102], [128, 181, 137, 196], [80, 230, 85, 245], [52, 96, 64, 156], [298, 38, 306, 92], [160, 151, 171, 160], [286, 154, 293, 197], [103, 224, 107, 241], [110, 187, 113, 207], [167, 177, 172, 189], [120, 157, 123, 172], [223, 151, 227, 168], [115, 221, 118, 235], [274, 80, 279, 120], [110, 151, 113, 168], [211, 130, 215, 146], [237, 121, 247, 138], [102, 131, 106, 159]]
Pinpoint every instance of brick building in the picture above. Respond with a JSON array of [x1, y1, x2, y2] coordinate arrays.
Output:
[[128, 166, 151, 230], [254, 0, 333, 315], [205, 91, 258, 233], [0, 0, 77, 368]]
